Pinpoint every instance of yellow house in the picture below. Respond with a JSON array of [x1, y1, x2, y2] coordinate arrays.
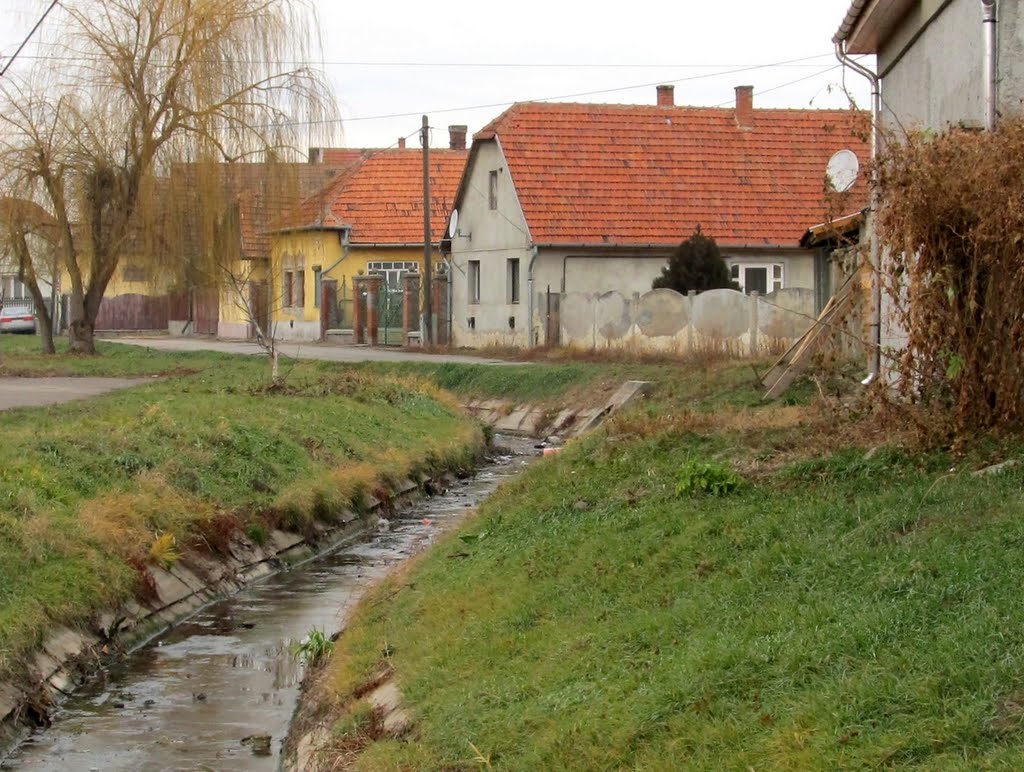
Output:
[[270, 136, 469, 342]]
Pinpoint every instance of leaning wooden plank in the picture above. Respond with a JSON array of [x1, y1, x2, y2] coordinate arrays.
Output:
[[763, 294, 852, 401], [761, 295, 838, 389]]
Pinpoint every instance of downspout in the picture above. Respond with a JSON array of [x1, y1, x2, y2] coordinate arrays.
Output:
[[982, 0, 998, 131], [320, 228, 351, 280], [835, 41, 883, 384], [526, 244, 539, 347]]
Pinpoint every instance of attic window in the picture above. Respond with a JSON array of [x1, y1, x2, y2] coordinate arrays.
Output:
[[488, 170, 498, 210]]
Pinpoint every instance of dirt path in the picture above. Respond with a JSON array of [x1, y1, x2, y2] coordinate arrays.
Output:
[[0, 377, 147, 411]]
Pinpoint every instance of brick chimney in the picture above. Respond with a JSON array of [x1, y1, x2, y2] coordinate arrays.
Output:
[[398, 136, 406, 149], [656, 84, 675, 107], [449, 125, 468, 150], [735, 85, 754, 129]]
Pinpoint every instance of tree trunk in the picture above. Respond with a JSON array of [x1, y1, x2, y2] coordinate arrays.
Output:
[[68, 318, 96, 353], [67, 285, 96, 354], [35, 310, 56, 355]]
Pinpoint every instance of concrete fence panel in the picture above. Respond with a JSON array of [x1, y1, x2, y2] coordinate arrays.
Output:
[[594, 291, 632, 342], [557, 286, 815, 356], [758, 288, 815, 339], [560, 292, 597, 344], [692, 289, 749, 340], [635, 288, 688, 338]]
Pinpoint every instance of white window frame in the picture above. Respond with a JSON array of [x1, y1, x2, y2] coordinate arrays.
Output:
[[729, 261, 784, 295], [468, 260, 481, 304], [367, 261, 418, 291], [488, 170, 498, 210], [507, 258, 520, 304]]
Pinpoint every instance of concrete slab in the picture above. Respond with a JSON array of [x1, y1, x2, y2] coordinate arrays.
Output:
[[0, 377, 146, 411]]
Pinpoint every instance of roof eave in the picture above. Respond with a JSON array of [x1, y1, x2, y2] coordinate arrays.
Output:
[[269, 223, 352, 236], [834, 0, 916, 54]]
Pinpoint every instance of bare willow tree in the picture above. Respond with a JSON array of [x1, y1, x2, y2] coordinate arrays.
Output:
[[0, 0, 335, 354]]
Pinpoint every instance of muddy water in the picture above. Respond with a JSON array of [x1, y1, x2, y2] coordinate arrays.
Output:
[[3, 437, 534, 771]]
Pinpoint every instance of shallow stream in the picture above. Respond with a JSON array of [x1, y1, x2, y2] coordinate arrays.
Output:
[[3, 436, 533, 771]]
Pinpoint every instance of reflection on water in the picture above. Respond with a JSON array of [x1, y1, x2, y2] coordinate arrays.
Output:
[[3, 438, 533, 771]]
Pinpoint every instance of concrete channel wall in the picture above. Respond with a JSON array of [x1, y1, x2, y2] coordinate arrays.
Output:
[[558, 287, 815, 355]]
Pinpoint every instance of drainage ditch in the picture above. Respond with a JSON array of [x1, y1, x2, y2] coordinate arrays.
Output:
[[2, 435, 535, 771]]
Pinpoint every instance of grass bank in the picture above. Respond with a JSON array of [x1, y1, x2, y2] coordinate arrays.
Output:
[[318, 374, 1024, 769], [0, 339, 484, 684]]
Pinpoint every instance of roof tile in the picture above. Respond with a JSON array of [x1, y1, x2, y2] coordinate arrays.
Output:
[[475, 101, 869, 246]]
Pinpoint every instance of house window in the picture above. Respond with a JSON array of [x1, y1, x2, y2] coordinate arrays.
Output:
[[295, 269, 305, 307], [367, 261, 419, 290], [468, 260, 481, 304], [731, 262, 784, 295], [284, 271, 293, 307], [488, 170, 498, 210], [507, 258, 520, 304], [313, 265, 322, 308]]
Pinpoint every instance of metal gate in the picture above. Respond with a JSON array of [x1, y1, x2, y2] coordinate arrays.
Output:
[[373, 275, 405, 345]]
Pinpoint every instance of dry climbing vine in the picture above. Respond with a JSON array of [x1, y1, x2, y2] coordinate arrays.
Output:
[[876, 118, 1024, 441]]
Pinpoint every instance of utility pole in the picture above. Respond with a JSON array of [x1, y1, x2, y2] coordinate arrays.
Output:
[[421, 115, 433, 344]]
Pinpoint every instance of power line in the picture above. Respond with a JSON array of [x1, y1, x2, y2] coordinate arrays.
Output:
[[0, 0, 59, 78], [711, 64, 846, 107], [8, 43, 840, 70], [277, 55, 864, 129]]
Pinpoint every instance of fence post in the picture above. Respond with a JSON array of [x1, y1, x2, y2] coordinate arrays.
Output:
[[352, 275, 367, 344], [687, 290, 696, 354], [749, 290, 759, 356], [320, 279, 338, 342], [365, 274, 382, 346]]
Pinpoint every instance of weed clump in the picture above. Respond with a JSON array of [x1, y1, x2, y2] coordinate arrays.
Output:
[[675, 458, 745, 496]]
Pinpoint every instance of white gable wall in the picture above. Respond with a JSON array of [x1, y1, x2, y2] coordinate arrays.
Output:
[[450, 139, 532, 347]]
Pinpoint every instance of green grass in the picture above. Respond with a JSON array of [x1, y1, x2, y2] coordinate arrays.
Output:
[[0, 339, 484, 683], [0, 335, 240, 377], [324, 405, 1024, 769]]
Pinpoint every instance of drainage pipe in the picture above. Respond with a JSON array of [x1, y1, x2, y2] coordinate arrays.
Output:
[[982, 0, 998, 131], [835, 41, 883, 384]]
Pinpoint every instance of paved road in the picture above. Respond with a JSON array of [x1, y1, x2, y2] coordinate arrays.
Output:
[[105, 336, 520, 365], [0, 377, 147, 411]]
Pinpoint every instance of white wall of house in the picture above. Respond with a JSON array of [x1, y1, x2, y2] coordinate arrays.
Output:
[[450, 139, 532, 347], [877, 0, 1023, 130]]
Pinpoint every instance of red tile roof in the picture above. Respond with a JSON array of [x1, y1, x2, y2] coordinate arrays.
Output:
[[285, 149, 468, 244], [471, 101, 870, 247]]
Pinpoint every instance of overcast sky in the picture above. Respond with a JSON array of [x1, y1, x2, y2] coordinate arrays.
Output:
[[1, 0, 871, 150]]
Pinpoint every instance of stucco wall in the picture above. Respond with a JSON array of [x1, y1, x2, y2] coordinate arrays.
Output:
[[450, 139, 532, 348], [271, 232, 429, 341], [559, 287, 815, 354], [878, 0, 1024, 130]]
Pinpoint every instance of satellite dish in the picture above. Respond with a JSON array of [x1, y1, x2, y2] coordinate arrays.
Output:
[[826, 149, 860, 193], [447, 209, 459, 239]]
